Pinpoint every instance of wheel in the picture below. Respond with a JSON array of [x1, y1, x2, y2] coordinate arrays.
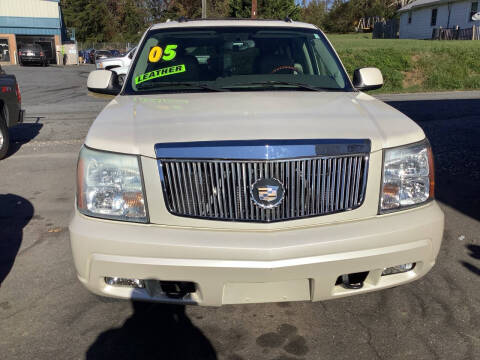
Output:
[[0, 116, 9, 160]]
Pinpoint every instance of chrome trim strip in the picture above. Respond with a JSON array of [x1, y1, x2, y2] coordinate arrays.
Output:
[[155, 139, 371, 160]]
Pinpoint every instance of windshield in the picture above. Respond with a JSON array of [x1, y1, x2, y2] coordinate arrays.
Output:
[[21, 44, 41, 51], [124, 26, 352, 94]]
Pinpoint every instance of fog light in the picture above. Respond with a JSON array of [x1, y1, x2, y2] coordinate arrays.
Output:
[[105, 277, 145, 288], [381, 263, 415, 276]]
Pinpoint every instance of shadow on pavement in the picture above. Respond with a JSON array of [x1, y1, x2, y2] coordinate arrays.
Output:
[[0, 194, 33, 286], [462, 245, 480, 276], [386, 99, 480, 221], [86, 301, 217, 360], [6, 119, 43, 158]]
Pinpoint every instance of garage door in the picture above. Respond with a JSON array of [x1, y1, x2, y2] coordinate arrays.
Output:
[[16, 35, 55, 63]]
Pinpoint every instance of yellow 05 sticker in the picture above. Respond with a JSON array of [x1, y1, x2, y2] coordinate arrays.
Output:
[[148, 45, 178, 63]]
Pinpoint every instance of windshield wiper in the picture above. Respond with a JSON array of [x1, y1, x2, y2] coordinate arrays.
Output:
[[136, 81, 228, 92], [222, 81, 325, 92]]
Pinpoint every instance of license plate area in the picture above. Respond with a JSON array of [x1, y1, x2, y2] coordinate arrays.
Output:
[[222, 279, 311, 304]]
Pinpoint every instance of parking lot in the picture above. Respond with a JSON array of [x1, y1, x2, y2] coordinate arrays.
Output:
[[0, 65, 479, 360]]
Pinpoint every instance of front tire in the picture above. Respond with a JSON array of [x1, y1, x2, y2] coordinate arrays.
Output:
[[0, 117, 9, 160]]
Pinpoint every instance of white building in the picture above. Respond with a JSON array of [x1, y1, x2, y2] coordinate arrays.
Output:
[[398, 0, 479, 39]]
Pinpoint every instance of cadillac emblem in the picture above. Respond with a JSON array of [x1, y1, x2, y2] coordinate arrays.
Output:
[[251, 178, 285, 209]]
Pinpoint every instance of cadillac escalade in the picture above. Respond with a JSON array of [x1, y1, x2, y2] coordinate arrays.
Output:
[[70, 19, 444, 306]]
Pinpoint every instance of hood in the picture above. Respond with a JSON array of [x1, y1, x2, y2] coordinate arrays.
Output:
[[85, 91, 425, 158], [98, 56, 124, 64]]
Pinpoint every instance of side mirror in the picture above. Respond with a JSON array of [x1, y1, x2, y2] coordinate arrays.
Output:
[[353, 67, 383, 91], [87, 70, 121, 95]]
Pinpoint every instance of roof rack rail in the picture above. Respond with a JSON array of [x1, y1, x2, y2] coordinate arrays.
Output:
[[169, 17, 295, 22]]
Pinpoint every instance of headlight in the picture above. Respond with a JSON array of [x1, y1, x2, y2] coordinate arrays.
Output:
[[380, 140, 434, 213], [77, 147, 148, 222]]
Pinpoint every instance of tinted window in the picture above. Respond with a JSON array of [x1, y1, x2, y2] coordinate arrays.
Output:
[[431, 9, 438, 26], [125, 26, 351, 94], [20, 43, 41, 51]]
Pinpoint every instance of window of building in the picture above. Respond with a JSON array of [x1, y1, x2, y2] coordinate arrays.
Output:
[[0, 39, 10, 62], [470, 2, 478, 22], [431, 8, 438, 26], [408, 11, 412, 24]]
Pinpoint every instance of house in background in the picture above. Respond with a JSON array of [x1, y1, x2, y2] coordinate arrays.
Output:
[[398, 0, 479, 39], [0, 0, 65, 64]]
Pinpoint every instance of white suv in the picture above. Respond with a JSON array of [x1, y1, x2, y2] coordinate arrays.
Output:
[[96, 47, 136, 85], [72, 19, 444, 306]]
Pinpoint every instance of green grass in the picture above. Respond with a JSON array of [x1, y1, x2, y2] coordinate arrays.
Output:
[[326, 33, 480, 93]]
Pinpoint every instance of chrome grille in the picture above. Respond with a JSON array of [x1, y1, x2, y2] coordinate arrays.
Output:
[[159, 155, 369, 222]]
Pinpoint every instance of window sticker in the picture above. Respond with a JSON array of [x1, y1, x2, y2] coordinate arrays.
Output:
[[162, 44, 178, 61], [135, 64, 186, 85], [148, 44, 178, 63], [148, 46, 163, 62]]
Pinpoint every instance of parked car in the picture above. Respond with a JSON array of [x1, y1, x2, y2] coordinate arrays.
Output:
[[76, 19, 444, 306], [96, 47, 136, 86], [94, 50, 112, 61], [96, 47, 136, 71], [0, 65, 24, 159], [18, 43, 48, 66]]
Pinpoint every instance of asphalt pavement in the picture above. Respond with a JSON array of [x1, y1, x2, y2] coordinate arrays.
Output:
[[0, 65, 479, 360]]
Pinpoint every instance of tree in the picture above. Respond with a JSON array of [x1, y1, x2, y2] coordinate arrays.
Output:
[[140, 0, 179, 24], [229, 0, 251, 18], [61, 0, 87, 38], [322, 0, 356, 33], [117, 0, 147, 42], [61, 0, 115, 42], [322, 0, 399, 33], [229, 0, 299, 19], [258, 0, 300, 20], [62, 0, 399, 45], [174, 0, 203, 18], [300, 0, 327, 28], [142, 0, 171, 22], [208, 0, 231, 18]]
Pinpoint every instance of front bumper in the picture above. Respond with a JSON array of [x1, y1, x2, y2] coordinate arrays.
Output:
[[69, 201, 444, 306]]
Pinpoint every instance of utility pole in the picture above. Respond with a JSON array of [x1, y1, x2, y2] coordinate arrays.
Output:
[[202, 0, 207, 19], [251, 0, 257, 19]]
